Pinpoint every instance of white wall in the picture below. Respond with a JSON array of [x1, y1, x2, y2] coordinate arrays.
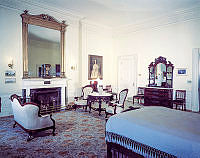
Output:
[[0, 3, 114, 114], [0, 7, 22, 117], [113, 18, 200, 110], [80, 22, 114, 90], [0, 4, 81, 115], [1, 1, 199, 115]]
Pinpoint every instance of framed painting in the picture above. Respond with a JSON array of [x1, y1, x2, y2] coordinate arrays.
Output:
[[5, 78, 16, 84], [88, 55, 103, 80], [176, 68, 187, 76], [5, 70, 16, 77]]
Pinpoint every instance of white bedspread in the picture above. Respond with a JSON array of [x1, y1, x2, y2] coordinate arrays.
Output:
[[106, 106, 200, 158]]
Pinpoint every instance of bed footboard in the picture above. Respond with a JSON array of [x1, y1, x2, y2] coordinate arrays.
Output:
[[106, 132, 176, 158]]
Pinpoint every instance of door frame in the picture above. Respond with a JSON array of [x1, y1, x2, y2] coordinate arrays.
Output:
[[117, 54, 138, 100]]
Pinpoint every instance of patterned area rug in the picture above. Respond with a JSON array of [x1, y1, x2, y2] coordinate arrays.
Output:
[[0, 109, 107, 158]]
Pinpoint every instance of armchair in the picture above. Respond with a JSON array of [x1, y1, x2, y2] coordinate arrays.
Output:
[[74, 85, 93, 111], [105, 89, 128, 118], [10, 94, 55, 141]]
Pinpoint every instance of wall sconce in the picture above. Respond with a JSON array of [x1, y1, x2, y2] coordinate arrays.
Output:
[[71, 64, 77, 71], [8, 59, 13, 69]]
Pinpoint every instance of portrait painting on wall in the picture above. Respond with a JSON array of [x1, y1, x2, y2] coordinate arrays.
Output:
[[88, 55, 103, 80]]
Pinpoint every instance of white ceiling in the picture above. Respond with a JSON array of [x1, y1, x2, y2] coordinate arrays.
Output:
[[34, 0, 200, 28]]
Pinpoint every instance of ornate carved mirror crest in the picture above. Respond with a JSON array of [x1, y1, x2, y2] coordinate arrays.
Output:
[[21, 10, 67, 78]]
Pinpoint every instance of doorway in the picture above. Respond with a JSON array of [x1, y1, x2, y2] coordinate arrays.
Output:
[[117, 55, 137, 100]]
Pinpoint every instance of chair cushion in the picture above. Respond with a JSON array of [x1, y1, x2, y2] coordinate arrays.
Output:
[[173, 99, 184, 104], [74, 99, 87, 106]]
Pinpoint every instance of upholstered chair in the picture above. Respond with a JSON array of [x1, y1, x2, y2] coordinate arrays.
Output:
[[10, 94, 55, 141], [105, 89, 128, 117], [74, 85, 93, 111]]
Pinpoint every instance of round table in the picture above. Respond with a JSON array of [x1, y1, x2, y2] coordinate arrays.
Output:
[[88, 92, 112, 115]]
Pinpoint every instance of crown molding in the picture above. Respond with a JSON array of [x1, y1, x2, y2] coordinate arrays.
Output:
[[0, 0, 82, 26], [113, 4, 200, 37], [81, 19, 112, 32], [1, 0, 200, 37], [0, 0, 113, 30]]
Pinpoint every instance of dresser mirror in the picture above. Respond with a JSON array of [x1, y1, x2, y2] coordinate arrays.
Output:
[[148, 56, 174, 88], [21, 10, 67, 78]]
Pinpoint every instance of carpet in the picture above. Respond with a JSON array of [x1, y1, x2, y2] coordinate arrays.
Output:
[[0, 109, 107, 158]]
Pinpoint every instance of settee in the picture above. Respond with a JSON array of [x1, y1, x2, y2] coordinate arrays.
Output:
[[10, 94, 55, 141]]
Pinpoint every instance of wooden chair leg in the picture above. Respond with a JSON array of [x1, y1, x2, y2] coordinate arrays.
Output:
[[52, 127, 55, 136], [13, 121, 17, 128], [85, 106, 87, 112], [74, 104, 77, 110], [27, 132, 34, 141], [105, 112, 108, 118]]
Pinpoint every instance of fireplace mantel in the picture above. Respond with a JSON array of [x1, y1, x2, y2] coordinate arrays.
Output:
[[22, 78, 68, 108]]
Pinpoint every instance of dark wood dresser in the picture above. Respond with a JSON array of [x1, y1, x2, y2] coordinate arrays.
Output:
[[144, 87, 173, 108]]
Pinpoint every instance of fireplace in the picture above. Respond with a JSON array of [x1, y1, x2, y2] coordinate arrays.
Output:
[[30, 87, 61, 115], [22, 78, 68, 113]]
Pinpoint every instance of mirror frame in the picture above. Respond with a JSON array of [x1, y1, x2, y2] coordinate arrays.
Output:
[[21, 10, 67, 78], [148, 56, 174, 88]]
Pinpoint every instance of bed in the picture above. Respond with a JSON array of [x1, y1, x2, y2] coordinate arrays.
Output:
[[106, 106, 200, 158]]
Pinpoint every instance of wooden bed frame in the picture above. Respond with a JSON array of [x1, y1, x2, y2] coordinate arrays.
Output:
[[106, 132, 177, 158]]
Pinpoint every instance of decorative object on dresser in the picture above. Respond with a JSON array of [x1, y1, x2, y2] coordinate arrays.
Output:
[[148, 56, 174, 88], [105, 89, 128, 117], [10, 94, 55, 141], [21, 10, 67, 78], [172, 90, 186, 110], [144, 87, 173, 108], [74, 85, 93, 111], [133, 87, 144, 105]]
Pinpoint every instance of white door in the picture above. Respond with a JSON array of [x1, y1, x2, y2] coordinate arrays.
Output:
[[117, 55, 137, 100]]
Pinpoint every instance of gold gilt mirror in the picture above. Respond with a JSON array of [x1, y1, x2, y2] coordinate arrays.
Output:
[[21, 10, 67, 78]]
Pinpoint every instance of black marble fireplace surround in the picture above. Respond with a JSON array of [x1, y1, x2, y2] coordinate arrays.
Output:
[[30, 87, 61, 115]]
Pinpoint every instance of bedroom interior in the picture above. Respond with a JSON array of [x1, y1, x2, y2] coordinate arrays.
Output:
[[0, 0, 200, 157]]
